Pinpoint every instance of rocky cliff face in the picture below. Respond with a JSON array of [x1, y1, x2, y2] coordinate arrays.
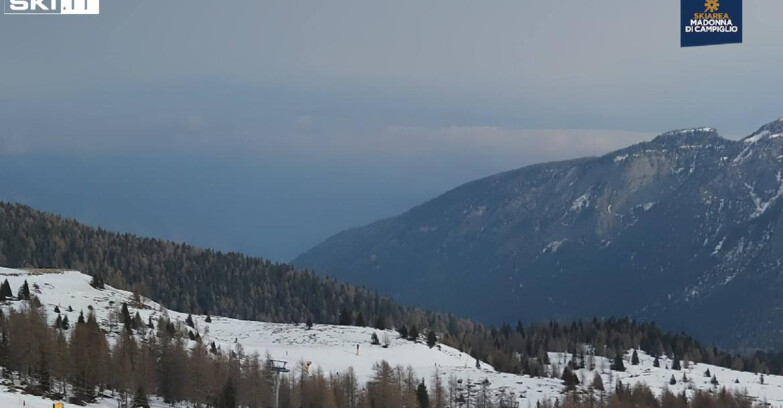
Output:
[[295, 119, 783, 348]]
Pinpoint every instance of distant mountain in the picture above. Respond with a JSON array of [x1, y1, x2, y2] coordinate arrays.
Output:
[[295, 118, 783, 348]]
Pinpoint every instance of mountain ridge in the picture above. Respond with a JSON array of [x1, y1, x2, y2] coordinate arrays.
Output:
[[294, 118, 783, 348]]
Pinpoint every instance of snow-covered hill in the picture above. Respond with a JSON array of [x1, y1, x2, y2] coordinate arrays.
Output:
[[2, 267, 783, 408]]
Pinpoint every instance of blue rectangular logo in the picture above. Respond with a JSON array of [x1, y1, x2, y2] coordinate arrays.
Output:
[[681, 0, 742, 47]]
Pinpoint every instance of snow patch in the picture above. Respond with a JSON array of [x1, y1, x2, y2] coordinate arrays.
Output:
[[712, 237, 726, 256], [570, 193, 591, 211], [542, 239, 568, 254], [744, 171, 783, 219], [744, 130, 783, 144], [745, 130, 771, 144]]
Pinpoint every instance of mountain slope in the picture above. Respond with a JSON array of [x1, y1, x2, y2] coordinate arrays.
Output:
[[6, 267, 783, 407], [0, 267, 563, 406], [0, 201, 483, 338], [295, 118, 783, 348]]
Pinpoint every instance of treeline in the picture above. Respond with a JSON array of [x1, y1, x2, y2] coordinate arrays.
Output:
[[2, 202, 783, 380], [446, 318, 782, 377], [0, 202, 480, 340], [542, 383, 762, 408]]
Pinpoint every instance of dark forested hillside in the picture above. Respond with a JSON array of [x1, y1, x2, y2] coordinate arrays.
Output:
[[0, 201, 461, 332]]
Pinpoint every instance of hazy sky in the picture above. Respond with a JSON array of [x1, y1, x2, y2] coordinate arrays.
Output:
[[2, 0, 783, 261]]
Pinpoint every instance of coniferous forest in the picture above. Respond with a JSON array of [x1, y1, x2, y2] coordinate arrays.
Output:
[[3, 201, 783, 387]]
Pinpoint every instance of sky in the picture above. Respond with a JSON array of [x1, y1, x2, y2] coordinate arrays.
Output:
[[1, 0, 783, 262]]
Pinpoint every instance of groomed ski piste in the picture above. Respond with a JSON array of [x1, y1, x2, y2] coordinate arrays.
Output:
[[2, 267, 783, 408]]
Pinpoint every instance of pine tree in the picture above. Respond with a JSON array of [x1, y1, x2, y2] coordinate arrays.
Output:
[[121, 303, 133, 332], [653, 355, 660, 368], [561, 367, 579, 391], [591, 372, 604, 391], [430, 368, 446, 408], [70, 311, 106, 403], [355, 312, 366, 327], [398, 325, 409, 339], [217, 377, 237, 408], [133, 386, 150, 408], [704, 368, 711, 377], [0, 325, 7, 378], [516, 320, 525, 335], [631, 349, 640, 365], [205, 314, 212, 323], [54, 305, 60, 314], [711, 375, 719, 386], [612, 352, 626, 372], [672, 354, 681, 370], [339, 307, 353, 326], [0, 279, 12, 299], [374, 316, 387, 330], [37, 347, 51, 392], [89, 275, 105, 289], [62, 315, 70, 330], [475, 358, 481, 369], [371, 332, 381, 345], [409, 325, 419, 341], [133, 312, 144, 331], [18, 280, 31, 300], [186, 314, 195, 328], [427, 330, 437, 348], [416, 379, 430, 408], [306, 316, 313, 329], [669, 375, 676, 385]]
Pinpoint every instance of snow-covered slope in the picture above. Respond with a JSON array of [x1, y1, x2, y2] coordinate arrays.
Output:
[[0, 385, 179, 408], [588, 351, 780, 405], [0, 267, 563, 405], [2, 267, 783, 407]]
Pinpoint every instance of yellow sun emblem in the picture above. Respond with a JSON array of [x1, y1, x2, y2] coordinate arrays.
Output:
[[704, 0, 720, 12]]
